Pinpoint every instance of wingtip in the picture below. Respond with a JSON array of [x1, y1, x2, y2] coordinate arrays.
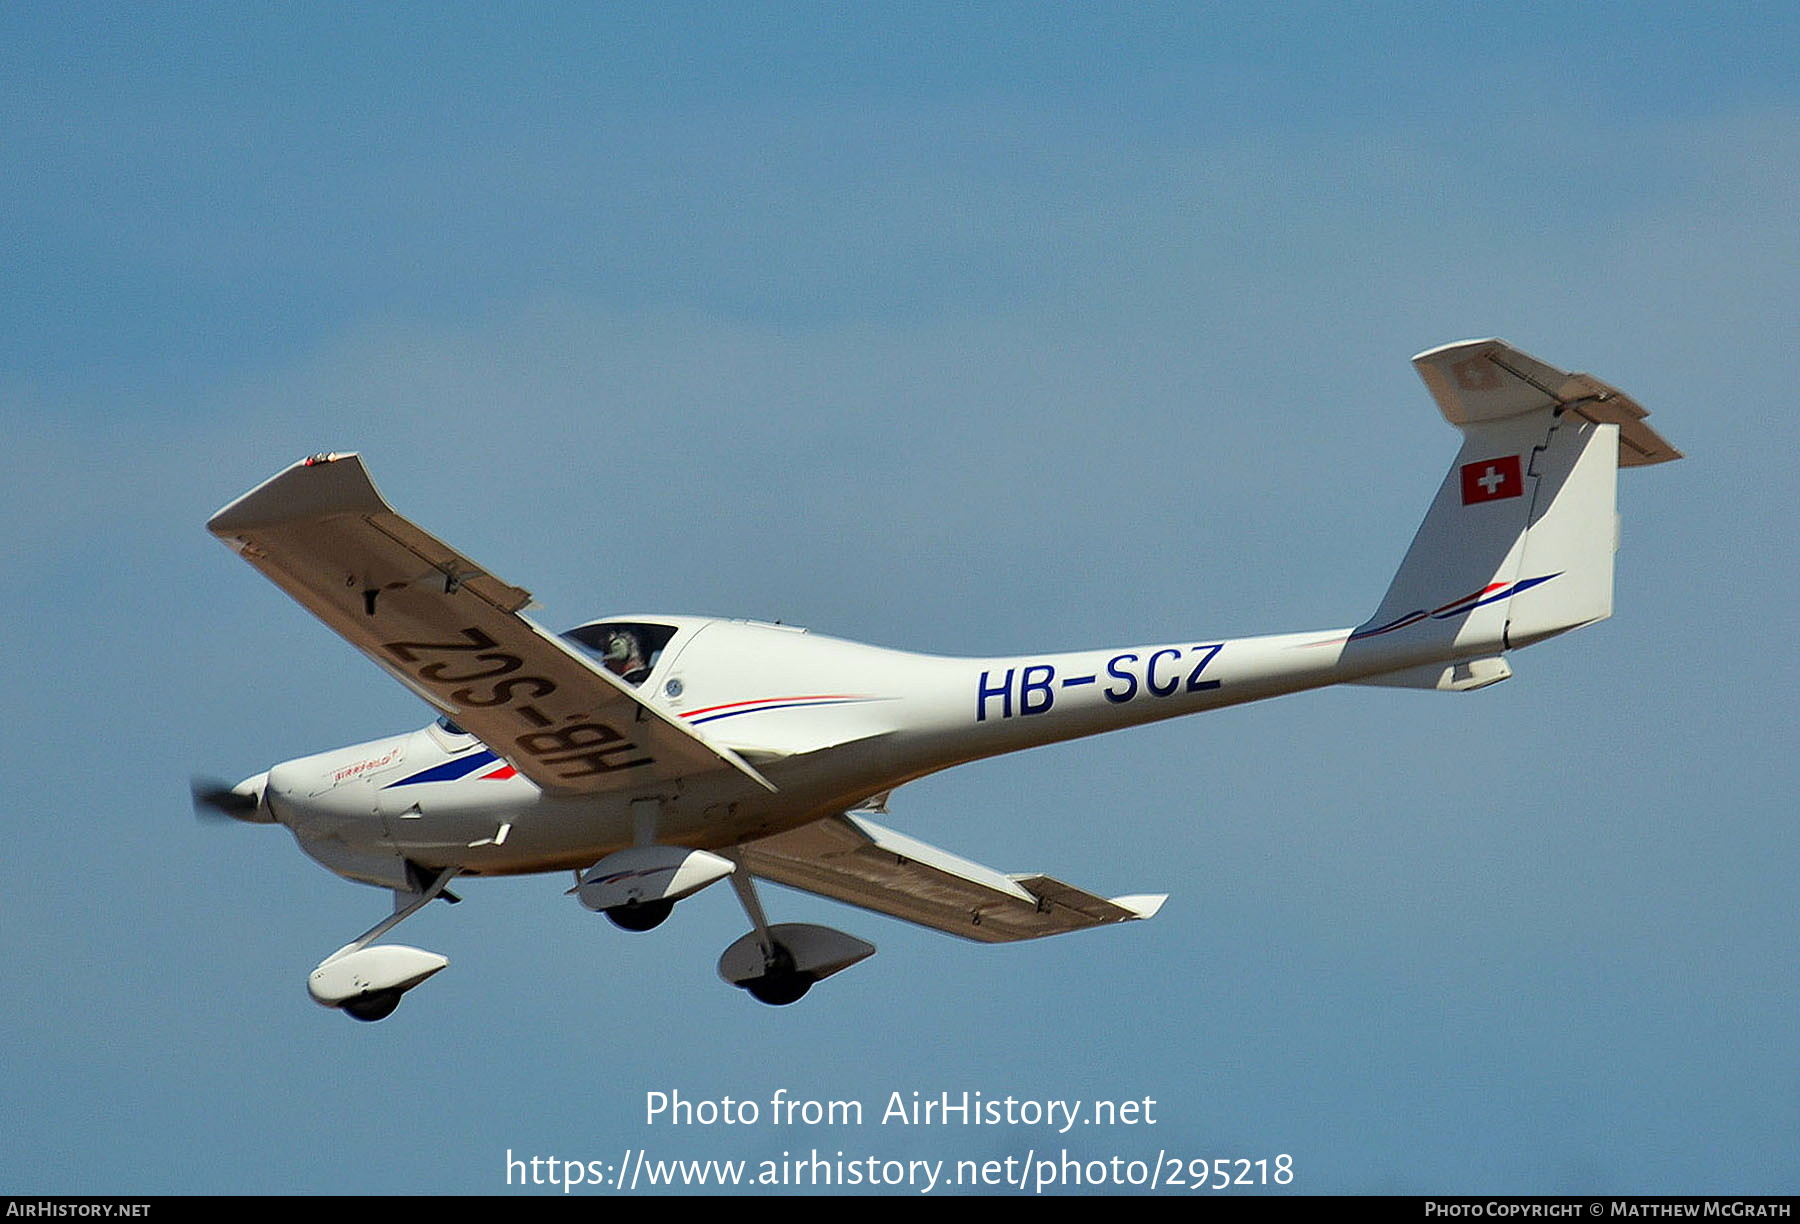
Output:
[[208, 451, 384, 536], [1410, 337, 1504, 365], [1110, 893, 1168, 920]]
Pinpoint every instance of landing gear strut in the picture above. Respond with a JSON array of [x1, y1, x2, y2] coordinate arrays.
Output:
[[717, 865, 873, 1006]]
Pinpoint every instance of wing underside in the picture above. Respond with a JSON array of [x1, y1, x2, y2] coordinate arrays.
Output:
[[208, 453, 772, 796], [738, 813, 1165, 943]]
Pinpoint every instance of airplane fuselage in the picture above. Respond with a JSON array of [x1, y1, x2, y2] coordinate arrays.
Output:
[[262, 611, 1407, 888]]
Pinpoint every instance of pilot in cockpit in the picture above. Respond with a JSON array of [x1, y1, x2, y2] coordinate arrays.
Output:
[[602, 630, 651, 686]]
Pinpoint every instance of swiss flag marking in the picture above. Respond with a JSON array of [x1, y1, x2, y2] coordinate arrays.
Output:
[[1461, 455, 1523, 504]]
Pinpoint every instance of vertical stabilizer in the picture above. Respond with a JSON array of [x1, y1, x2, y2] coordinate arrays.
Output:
[[1347, 339, 1675, 687]]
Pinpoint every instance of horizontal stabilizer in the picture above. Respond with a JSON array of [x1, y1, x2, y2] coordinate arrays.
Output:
[[1412, 339, 1681, 466], [738, 813, 1165, 943]]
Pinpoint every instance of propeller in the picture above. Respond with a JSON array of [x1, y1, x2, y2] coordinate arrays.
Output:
[[191, 776, 275, 824]]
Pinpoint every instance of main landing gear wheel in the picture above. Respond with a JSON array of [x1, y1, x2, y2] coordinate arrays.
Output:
[[744, 944, 813, 1006], [745, 973, 812, 1006], [719, 917, 872, 1004], [605, 898, 674, 932], [341, 989, 402, 1022]]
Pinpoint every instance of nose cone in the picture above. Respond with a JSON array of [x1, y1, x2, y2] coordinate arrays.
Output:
[[263, 758, 322, 827], [264, 748, 394, 834]]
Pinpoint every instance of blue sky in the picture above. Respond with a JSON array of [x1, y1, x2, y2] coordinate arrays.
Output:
[[3, 4, 1796, 1195]]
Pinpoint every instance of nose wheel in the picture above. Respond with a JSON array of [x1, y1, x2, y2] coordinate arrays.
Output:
[[307, 866, 460, 1022]]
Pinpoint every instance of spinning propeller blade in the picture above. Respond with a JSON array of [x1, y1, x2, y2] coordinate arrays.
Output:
[[190, 776, 274, 825]]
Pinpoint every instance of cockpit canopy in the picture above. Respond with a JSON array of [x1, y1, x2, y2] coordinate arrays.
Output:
[[560, 620, 678, 688], [434, 620, 678, 739]]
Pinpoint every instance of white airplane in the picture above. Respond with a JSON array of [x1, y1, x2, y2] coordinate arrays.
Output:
[[198, 339, 1679, 1021]]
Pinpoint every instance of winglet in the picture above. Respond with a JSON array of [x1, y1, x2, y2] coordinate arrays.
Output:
[[1107, 894, 1168, 920], [208, 452, 388, 533]]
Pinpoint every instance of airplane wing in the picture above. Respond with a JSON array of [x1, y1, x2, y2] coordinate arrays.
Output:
[[737, 812, 1165, 942], [208, 453, 773, 796]]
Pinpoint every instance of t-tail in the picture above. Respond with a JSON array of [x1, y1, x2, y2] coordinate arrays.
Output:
[[1346, 338, 1680, 692]]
